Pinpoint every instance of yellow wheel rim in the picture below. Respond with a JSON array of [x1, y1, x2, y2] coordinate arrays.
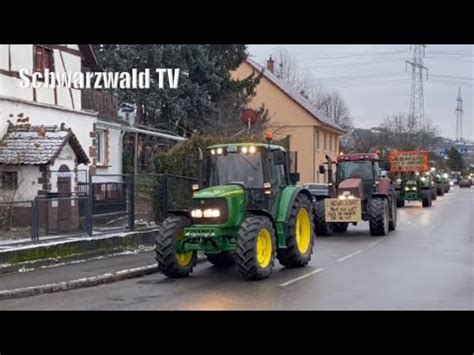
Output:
[[256, 228, 272, 268], [176, 229, 193, 267], [295, 208, 311, 254]]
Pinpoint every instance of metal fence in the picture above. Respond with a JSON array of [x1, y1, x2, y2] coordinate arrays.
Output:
[[0, 173, 197, 243]]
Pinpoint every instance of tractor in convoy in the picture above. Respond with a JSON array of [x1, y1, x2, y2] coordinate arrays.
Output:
[[155, 137, 316, 280], [314, 153, 397, 237], [393, 172, 432, 208]]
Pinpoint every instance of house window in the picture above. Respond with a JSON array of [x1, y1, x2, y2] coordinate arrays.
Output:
[[1, 171, 18, 190], [96, 129, 107, 166], [34, 45, 54, 74]]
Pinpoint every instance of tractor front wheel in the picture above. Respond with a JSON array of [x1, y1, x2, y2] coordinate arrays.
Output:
[[369, 198, 389, 236], [395, 190, 404, 208], [437, 184, 445, 196], [333, 223, 349, 233], [314, 199, 333, 236], [155, 216, 196, 278], [277, 194, 315, 268], [431, 188, 437, 200], [206, 252, 235, 267], [235, 216, 276, 280], [421, 189, 432, 207]]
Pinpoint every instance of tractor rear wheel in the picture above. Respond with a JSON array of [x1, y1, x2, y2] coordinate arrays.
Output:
[[235, 216, 276, 280], [277, 194, 315, 268], [333, 223, 349, 233], [206, 252, 235, 267], [314, 199, 333, 236], [155, 216, 196, 278], [421, 189, 432, 207], [431, 188, 437, 200], [369, 198, 389, 236], [444, 184, 450, 193]]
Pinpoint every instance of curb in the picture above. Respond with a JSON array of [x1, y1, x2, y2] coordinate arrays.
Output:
[[0, 255, 207, 301]]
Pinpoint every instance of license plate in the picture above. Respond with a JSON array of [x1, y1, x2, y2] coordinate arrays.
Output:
[[324, 198, 362, 222]]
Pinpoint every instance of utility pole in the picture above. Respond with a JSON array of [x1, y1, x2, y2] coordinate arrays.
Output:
[[455, 86, 464, 142], [406, 45, 429, 128]]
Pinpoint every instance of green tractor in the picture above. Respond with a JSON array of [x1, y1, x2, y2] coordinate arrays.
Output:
[[155, 142, 315, 280], [394, 172, 432, 207]]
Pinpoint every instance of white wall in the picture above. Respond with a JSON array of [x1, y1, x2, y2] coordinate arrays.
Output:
[[0, 165, 41, 201], [0, 44, 82, 111]]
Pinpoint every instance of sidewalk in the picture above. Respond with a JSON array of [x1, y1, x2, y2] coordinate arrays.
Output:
[[0, 249, 156, 292]]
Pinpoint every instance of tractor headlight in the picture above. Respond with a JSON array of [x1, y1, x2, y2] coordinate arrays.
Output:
[[249, 146, 257, 154], [338, 195, 347, 200], [443, 173, 448, 179], [405, 187, 410, 191], [203, 209, 221, 218], [412, 187, 417, 191], [241, 146, 248, 154], [191, 209, 203, 218], [449, 181, 454, 186], [397, 179, 402, 184], [420, 177, 426, 183]]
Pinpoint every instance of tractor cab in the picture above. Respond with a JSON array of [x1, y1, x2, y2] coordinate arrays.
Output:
[[335, 153, 382, 200], [199, 143, 297, 212]]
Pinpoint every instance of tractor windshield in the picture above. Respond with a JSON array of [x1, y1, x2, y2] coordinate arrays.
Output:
[[337, 161, 374, 182], [209, 152, 264, 189]]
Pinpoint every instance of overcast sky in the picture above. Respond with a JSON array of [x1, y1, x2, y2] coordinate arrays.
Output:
[[247, 45, 473, 141]]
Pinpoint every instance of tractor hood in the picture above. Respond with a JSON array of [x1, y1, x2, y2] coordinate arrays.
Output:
[[193, 184, 244, 199], [338, 178, 364, 199]]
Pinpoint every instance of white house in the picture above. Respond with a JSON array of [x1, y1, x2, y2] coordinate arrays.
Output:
[[0, 44, 185, 206]]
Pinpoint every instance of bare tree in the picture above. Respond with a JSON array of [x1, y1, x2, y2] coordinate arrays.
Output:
[[379, 113, 438, 150], [314, 90, 353, 129], [270, 47, 352, 129]]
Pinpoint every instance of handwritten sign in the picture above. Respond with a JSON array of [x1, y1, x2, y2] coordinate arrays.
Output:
[[325, 198, 362, 223], [389, 151, 429, 173]]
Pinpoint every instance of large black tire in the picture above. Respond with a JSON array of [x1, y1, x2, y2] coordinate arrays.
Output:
[[206, 252, 235, 267], [234, 215, 276, 280], [277, 193, 315, 268], [369, 198, 389, 236], [421, 189, 432, 207], [444, 184, 450, 193], [314, 199, 333, 236], [437, 184, 445, 196], [155, 216, 196, 278], [333, 223, 349, 233], [388, 194, 397, 231], [396, 190, 404, 208], [431, 188, 437, 200]]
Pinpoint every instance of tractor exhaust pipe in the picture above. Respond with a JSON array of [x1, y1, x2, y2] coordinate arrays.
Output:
[[325, 154, 335, 196]]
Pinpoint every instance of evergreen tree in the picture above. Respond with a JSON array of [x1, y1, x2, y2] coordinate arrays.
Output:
[[446, 147, 465, 172], [95, 45, 265, 136]]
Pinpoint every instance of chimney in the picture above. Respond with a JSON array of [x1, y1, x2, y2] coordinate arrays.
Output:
[[266, 56, 275, 73]]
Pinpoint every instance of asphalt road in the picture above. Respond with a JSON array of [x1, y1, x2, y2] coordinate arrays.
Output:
[[1, 187, 472, 310]]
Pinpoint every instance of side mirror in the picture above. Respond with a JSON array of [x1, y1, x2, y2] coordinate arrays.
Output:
[[273, 151, 285, 165], [319, 165, 326, 174], [289, 172, 300, 185]]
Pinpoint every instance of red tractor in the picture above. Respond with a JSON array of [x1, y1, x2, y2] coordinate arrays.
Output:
[[314, 153, 397, 237]]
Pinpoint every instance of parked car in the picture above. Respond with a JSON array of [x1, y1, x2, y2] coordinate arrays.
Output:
[[458, 177, 472, 188]]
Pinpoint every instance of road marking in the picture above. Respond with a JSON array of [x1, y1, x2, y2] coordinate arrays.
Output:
[[278, 268, 324, 287], [337, 249, 363, 263], [368, 240, 383, 248]]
